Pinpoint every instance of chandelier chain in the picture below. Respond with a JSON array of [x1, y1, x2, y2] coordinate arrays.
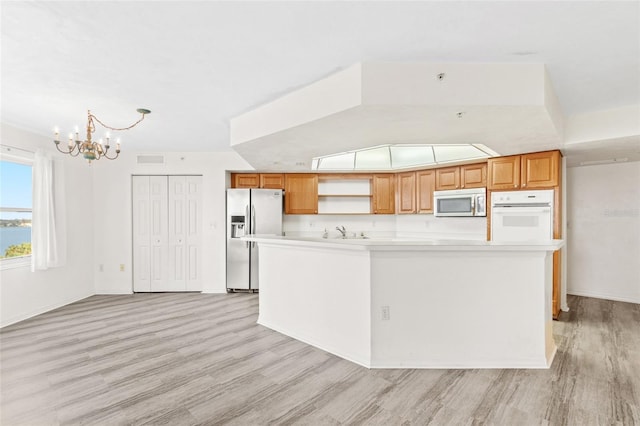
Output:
[[90, 112, 146, 132]]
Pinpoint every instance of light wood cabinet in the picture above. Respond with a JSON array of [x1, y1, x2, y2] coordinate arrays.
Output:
[[521, 150, 560, 189], [284, 174, 318, 214], [487, 155, 520, 190], [435, 167, 460, 191], [231, 173, 260, 188], [372, 174, 395, 214], [460, 163, 487, 189], [231, 173, 285, 189], [435, 163, 487, 190], [488, 150, 560, 190], [396, 172, 416, 214], [396, 170, 435, 214], [260, 173, 285, 189], [416, 170, 436, 213]]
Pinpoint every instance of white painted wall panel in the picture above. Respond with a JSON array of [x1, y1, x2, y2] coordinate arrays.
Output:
[[566, 161, 640, 303]]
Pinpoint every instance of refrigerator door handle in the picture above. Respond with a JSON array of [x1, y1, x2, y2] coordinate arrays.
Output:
[[245, 204, 250, 248], [251, 204, 256, 248]]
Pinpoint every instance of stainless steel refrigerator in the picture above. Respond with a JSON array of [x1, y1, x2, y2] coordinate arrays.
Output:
[[226, 189, 283, 292]]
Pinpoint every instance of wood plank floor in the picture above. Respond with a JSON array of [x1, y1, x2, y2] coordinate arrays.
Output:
[[1, 293, 638, 425]]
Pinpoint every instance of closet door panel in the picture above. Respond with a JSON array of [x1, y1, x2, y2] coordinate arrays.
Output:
[[185, 176, 203, 291], [132, 176, 151, 292], [166, 176, 187, 291], [149, 176, 169, 291]]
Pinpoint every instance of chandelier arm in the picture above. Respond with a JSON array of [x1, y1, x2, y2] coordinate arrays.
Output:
[[54, 141, 79, 156], [90, 112, 146, 132], [102, 150, 120, 160]]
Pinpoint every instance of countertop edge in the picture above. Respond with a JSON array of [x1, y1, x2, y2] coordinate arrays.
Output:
[[242, 235, 565, 252]]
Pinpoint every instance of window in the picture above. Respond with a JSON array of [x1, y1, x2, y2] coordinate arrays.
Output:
[[313, 144, 500, 171], [0, 158, 33, 265]]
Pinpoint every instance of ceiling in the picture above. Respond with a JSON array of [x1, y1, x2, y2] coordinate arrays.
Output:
[[2, 1, 639, 168]]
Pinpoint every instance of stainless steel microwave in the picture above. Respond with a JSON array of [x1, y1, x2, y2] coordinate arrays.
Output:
[[434, 188, 486, 217]]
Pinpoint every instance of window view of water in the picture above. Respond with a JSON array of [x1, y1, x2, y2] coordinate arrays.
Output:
[[1, 160, 33, 258], [0, 226, 32, 256]]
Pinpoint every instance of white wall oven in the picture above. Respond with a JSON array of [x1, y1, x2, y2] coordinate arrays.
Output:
[[491, 190, 554, 241], [434, 188, 486, 217]]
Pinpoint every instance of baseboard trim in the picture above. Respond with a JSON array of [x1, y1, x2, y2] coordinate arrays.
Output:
[[1, 292, 94, 328], [568, 289, 640, 304]]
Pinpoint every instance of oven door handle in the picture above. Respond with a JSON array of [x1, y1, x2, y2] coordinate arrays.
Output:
[[492, 207, 551, 214]]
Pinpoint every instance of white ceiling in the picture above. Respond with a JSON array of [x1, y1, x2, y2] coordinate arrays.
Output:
[[2, 1, 639, 166]]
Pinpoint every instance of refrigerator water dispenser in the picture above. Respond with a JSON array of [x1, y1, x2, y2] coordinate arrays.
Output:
[[230, 215, 245, 238]]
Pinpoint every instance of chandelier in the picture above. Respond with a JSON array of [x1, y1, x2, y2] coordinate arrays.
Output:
[[54, 108, 151, 162]]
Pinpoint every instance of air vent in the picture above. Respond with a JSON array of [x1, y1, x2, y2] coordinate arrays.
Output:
[[137, 155, 164, 164]]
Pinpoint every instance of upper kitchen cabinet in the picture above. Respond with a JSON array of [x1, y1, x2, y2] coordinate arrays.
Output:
[[396, 170, 436, 214], [435, 167, 460, 191], [260, 173, 285, 189], [231, 173, 260, 188], [416, 170, 436, 213], [460, 163, 487, 189], [435, 163, 487, 190], [487, 155, 520, 189], [284, 174, 318, 214], [231, 173, 285, 189], [521, 150, 561, 189], [372, 174, 395, 214], [488, 150, 561, 190], [396, 172, 416, 214]]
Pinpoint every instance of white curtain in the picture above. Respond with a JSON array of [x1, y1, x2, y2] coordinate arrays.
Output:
[[31, 150, 67, 271]]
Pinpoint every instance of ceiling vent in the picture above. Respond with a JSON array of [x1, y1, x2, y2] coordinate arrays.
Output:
[[137, 155, 164, 164]]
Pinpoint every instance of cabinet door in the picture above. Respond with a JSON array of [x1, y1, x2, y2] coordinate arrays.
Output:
[[260, 173, 285, 189], [232, 173, 259, 188], [284, 174, 318, 214], [416, 170, 436, 213], [396, 172, 416, 214], [488, 155, 520, 190], [460, 163, 487, 189], [521, 151, 560, 189], [435, 167, 460, 190], [372, 174, 395, 214]]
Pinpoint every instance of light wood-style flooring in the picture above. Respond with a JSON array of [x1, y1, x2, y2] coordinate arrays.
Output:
[[1, 293, 638, 425]]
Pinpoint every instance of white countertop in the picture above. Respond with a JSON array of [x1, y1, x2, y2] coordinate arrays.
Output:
[[242, 234, 564, 252]]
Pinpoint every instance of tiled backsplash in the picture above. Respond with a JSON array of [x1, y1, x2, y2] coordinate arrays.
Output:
[[283, 214, 487, 240]]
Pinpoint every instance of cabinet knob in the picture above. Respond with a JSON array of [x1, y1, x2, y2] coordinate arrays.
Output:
[[514, 184, 517, 188], [522, 183, 526, 187]]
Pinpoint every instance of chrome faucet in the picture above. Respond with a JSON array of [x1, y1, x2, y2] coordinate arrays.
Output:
[[336, 225, 347, 238]]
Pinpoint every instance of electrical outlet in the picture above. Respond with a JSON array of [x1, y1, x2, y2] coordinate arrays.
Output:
[[98, 264, 104, 272], [381, 306, 390, 321], [119, 264, 125, 272]]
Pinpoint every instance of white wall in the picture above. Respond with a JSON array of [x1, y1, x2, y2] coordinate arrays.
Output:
[[91, 150, 252, 294], [0, 124, 95, 327], [566, 161, 640, 303], [283, 213, 487, 241], [395, 215, 487, 240]]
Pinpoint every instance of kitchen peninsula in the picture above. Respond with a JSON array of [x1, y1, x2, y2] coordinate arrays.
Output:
[[244, 235, 564, 369]]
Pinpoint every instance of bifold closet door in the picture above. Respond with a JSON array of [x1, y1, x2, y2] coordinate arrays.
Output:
[[133, 176, 169, 292], [167, 176, 202, 291], [132, 175, 202, 292]]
